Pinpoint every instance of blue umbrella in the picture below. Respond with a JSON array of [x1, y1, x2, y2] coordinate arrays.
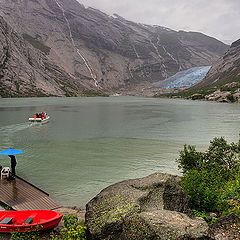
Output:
[[0, 148, 24, 155]]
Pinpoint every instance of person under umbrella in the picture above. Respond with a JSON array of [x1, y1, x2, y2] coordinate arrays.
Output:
[[8, 155, 17, 179], [0, 148, 23, 180]]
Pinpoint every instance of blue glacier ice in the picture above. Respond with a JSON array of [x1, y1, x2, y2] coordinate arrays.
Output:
[[152, 66, 211, 88]]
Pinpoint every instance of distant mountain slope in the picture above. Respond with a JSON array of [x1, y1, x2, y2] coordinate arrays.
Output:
[[196, 39, 240, 87], [0, 0, 229, 97], [0, 16, 81, 97], [164, 39, 240, 102], [152, 66, 211, 88]]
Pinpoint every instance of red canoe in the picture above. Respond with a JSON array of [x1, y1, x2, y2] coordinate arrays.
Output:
[[0, 210, 63, 233]]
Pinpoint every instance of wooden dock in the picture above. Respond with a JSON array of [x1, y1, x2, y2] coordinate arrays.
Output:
[[0, 175, 60, 211]]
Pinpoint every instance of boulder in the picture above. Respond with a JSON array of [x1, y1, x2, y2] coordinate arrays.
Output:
[[85, 172, 212, 239], [211, 213, 240, 230], [121, 210, 210, 240], [211, 213, 240, 240]]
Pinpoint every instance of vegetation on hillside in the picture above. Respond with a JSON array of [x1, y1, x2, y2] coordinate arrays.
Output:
[[177, 137, 240, 221]]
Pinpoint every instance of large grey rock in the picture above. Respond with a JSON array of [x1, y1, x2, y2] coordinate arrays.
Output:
[[85, 172, 212, 240], [211, 213, 240, 231], [211, 213, 240, 240], [121, 210, 211, 240]]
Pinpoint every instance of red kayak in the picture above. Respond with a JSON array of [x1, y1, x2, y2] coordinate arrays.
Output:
[[0, 210, 63, 233]]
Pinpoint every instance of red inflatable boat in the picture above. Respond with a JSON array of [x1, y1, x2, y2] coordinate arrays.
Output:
[[0, 210, 63, 233]]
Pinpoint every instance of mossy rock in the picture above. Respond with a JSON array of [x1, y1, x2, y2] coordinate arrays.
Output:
[[121, 210, 212, 240], [85, 172, 210, 240]]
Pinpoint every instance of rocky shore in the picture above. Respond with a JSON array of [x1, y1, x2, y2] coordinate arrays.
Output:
[[83, 172, 240, 240], [47, 172, 240, 240], [85, 172, 210, 239], [6, 172, 237, 240]]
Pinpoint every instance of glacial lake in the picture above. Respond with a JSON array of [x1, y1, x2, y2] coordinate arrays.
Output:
[[0, 96, 240, 207]]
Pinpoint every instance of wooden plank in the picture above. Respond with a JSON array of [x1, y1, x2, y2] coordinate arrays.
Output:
[[16, 175, 50, 196], [0, 176, 60, 210]]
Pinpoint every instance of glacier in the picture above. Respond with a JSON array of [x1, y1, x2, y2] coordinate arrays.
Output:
[[152, 66, 211, 88]]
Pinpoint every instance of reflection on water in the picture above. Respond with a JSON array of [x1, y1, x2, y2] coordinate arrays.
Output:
[[0, 97, 240, 207]]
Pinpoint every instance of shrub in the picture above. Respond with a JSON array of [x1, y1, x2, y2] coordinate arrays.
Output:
[[205, 137, 240, 175], [181, 169, 223, 212], [220, 173, 240, 216], [177, 137, 240, 177], [10, 227, 40, 240], [177, 137, 240, 216], [177, 144, 203, 174], [50, 214, 87, 240], [192, 209, 209, 221]]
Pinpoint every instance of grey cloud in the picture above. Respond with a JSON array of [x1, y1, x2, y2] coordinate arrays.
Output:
[[79, 0, 239, 44]]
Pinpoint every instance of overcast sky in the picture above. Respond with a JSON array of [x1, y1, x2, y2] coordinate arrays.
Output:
[[79, 0, 239, 44]]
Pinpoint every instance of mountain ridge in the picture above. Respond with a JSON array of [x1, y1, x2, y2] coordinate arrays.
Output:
[[0, 0, 229, 97]]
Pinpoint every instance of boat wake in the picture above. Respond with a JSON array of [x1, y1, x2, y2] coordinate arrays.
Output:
[[0, 123, 31, 148]]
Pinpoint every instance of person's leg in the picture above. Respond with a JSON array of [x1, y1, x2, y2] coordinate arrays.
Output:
[[11, 165, 16, 177]]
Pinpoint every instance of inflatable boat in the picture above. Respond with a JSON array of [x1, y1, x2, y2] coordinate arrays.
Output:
[[29, 115, 50, 123]]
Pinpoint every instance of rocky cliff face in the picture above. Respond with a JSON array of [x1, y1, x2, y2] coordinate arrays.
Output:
[[196, 39, 240, 87], [0, 0, 228, 97], [0, 16, 82, 97]]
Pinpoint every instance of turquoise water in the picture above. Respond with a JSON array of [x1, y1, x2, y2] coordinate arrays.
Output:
[[0, 97, 240, 207]]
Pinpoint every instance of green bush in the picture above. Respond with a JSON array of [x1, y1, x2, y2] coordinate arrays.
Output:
[[181, 169, 223, 212], [9, 215, 87, 240], [206, 137, 240, 173], [177, 144, 203, 174], [192, 209, 209, 221], [50, 214, 87, 240], [220, 173, 240, 216], [177, 137, 240, 177], [177, 137, 240, 217], [10, 227, 41, 240]]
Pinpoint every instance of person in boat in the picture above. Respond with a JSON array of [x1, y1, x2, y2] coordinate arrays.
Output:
[[8, 155, 17, 179], [33, 113, 37, 118]]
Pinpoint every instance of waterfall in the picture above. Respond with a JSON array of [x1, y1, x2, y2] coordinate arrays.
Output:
[[53, 0, 99, 87]]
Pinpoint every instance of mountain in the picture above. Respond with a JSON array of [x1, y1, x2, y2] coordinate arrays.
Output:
[[196, 39, 240, 88], [0, 16, 82, 97], [169, 39, 240, 102], [0, 0, 229, 97], [152, 66, 211, 88]]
